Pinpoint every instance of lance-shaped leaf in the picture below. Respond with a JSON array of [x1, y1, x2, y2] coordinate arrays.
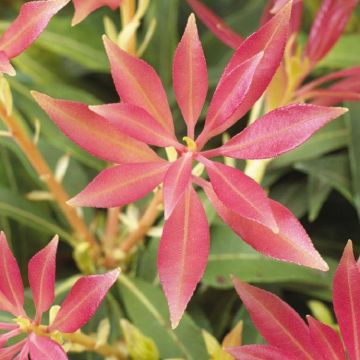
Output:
[[186, 0, 243, 49], [68, 162, 169, 207], [201, 181, 328, 271], [158, 185, 210, 329], [0, 232, 25, 316], [28, 236, 58, 323], [227, 344, 295, 360], [173, 14, 208, 138], [0, 0, 70, 60], [305, 0, 358, 64], [103, 36, 174, 135], [307, 316, 346, 360], [0, 52, 15, 76], [198, 2, 291, 143], [32, 92, 159, 164], [333, 240, 360, 360], [199, 158, 277, 231], [163, 153, 193, 219], [0, 340, 27, 360], [233, 278, 319, 360], [49, 269, 119, 332], [28, 334, 67, 360], [90, 103, 180, 148], [210, 104, 347, 159], [72, 0, 121, 26]]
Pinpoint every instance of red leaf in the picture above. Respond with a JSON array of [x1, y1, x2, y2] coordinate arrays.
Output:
[[0, 52, 15, 76], [210, 104, 347, 159], [163, 153, 193, 219], [103, 36, 175, 135], [50, 269, 119, 332], [305, 0, 358, 64], [90, 103, 180, 148], [28, 334, 67, 360], [68, 162, 169, 208], [227, 344, 296, 360], [333, 240, 360, 360], [307, 316, 346, 360], [28, 236, 58, 323], [201, 181, 328, 271], [0, 0, 69, 59], [72, 0, 121, 25], [186, 0, 243, 49], [32, 92, 160, 164], [158, 185, 209, 328], [173, 14, 208, 138], [0, 232, 25, 316], [233, 278, 319, 360]]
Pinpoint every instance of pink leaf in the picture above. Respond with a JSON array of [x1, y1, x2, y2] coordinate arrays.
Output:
[[201, 181, 328, 271], [28, 334, 67, 360], [173, 14, 208, 138], [15, 340, 29, 360], [103, 36, 175, 135], [0, 0, 70, 59], [0, 340, 27, 360], [0, 232, 25, 316], [50, 269, 119, 333], [307, 316, 346, 360], [305, 0, 358, 64], [211, 104, 347, 159], [28, 236, 58, 323], [233, 278, 319, 360], [90, 103, 180, 148], [186, 0, 243, 49], [0, 52, 15, 76], [197, 2, 291, 145], [68, 161, 169, 207], [227, 344, 295, 360], [32, 92, 160, 164], [333, 240, 360, 360], [158, 185, 209, 329], [163, 153, 193, 219], [72, 0, 121, 25], [199, 158, 277, 230]]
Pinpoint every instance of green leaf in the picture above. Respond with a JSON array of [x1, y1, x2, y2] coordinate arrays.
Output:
[[345, 102, 360, 219], [294, 154, 352, 204], [118, 275, 207, 359], [203, 225, 333, 288], [307, 176, 332, 222]]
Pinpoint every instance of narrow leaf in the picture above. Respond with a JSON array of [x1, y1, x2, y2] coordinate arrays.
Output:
[[163, 153, 193, 219], [28, 236, 58, 322], [32, 92, 160, 164], [201, 181, 328, 271], [103, 36, 174, 135], [333, 240, 360, 360], [0, 232, 25, 316], [233, 278, 319, 360], [158, 185, 210, 328], [0, 52, 15, 76], [72, 0, 121, 26], [50, 269, 119, 332], [186, 0, 243, 49], [213, 104, 347, 159], [307, 316, 346, 360], [68, 162, 169, 208], [28, 334, 67, 360], [90, 103, 180, 148], [0, 0, 70, 59], [227, 344, 295, 360], [173, 14, 208, 138]]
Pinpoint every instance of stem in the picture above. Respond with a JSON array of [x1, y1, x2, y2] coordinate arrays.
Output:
[[120, 189, 163, 253], [0, 105, 99, 251], [120, 0, 137, 54], [104, 207, 121, 253], [62, 331, 126, 359]]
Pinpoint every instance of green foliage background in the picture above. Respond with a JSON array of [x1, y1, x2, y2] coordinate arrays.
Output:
[[1, 0, 360, 358]]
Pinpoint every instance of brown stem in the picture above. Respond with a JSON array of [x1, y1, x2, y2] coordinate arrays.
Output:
[[120, 0, 137, 54], [0, 105, 99, 251], [62, 331, 127, 359], [103, 207, 121, 253], [120, 190, 163, 253]]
